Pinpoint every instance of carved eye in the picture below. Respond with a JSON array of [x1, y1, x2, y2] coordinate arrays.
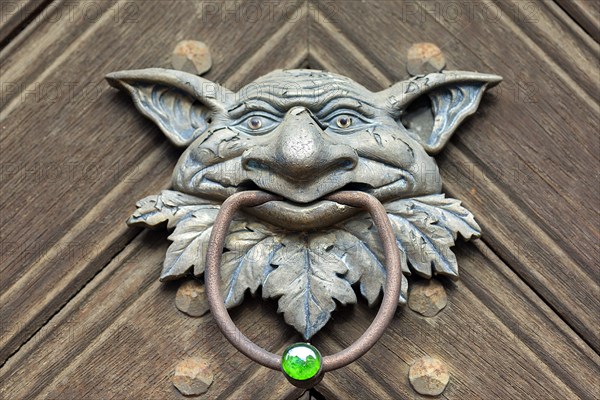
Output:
[[236, 113, 279, 135], [323, 111, 371, 134], [247, 117, 262, 130], [336, 115, 353, 129]]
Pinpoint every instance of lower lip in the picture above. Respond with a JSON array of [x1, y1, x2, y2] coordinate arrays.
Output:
[[244, 199, 362, 230]]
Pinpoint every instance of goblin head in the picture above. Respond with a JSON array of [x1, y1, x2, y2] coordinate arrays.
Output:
[[107, 68, 500, 229]]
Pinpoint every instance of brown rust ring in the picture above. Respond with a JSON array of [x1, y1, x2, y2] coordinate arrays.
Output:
[[204, 190, 402, 372]]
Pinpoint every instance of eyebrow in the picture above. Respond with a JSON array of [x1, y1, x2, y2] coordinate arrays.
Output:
[[227, 100, 284, 119], [227, 95, 378, 119], [314, 98, 376, 118]]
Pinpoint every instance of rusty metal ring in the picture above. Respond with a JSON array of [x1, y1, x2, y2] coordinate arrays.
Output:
[[204, 190, 401, 378]]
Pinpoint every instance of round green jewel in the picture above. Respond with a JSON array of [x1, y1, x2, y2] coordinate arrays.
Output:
[[281, 343, 322, 381]]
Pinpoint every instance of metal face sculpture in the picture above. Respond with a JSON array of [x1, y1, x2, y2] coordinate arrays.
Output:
[[106, 67, 500, 385]]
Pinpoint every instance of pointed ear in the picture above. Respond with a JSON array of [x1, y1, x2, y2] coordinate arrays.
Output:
[[106, 68, 233, 147], [381, 71, 501, 154]]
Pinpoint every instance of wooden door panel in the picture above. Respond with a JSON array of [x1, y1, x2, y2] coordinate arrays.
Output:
[[0, 0, 305, 365], [1, 1, 598, 399], [308, 0, 599, 349]]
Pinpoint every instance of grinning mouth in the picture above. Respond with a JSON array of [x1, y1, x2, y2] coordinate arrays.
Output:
[[239, 181, 375, 201], [182, 158, 418, 230]]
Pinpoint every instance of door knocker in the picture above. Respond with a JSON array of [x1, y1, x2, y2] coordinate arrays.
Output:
[[106, 67, 501, 387]]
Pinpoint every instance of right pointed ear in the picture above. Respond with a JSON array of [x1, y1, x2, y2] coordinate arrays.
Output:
[[106, 68, 233, 147], [380, 71, 501, 155]]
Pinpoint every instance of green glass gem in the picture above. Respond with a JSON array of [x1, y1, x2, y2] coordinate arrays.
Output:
[[281, 343, 322, 381]]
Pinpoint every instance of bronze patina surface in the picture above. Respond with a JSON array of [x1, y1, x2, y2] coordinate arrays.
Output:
[[107, 67, 499, 339]]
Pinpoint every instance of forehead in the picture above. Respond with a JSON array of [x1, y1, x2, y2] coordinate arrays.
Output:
[[230, 69, 379, 116]]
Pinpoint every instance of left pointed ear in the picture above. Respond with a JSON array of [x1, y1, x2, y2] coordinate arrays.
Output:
[[381, 71, 501, 154], [106, 68, 234, 147]]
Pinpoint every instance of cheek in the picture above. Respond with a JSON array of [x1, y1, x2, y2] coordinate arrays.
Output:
[[185, 127, 258, 165], [350, 124, 417, 168]]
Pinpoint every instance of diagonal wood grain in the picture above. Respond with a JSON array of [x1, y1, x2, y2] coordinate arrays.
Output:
[[555, 0, 600, 42], [0, 230, 305, 400], [0, 0, 307, 365], [313, 241, 600, 400], [307, 0, 600, 350], [0, 0, 50, 48], [1, 0, 599, 398], [2, 236, 597, 399], [1, 0, 117, 111]]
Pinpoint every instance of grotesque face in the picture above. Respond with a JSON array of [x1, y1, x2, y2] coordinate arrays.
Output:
[[108, 67, 500, 339], [107, 68, 500, 230]]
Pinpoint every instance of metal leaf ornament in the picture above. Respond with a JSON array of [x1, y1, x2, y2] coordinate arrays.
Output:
[[129, 190, 480, 339]]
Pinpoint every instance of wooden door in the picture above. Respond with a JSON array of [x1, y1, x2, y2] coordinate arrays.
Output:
[[1, 1, 598, 399]]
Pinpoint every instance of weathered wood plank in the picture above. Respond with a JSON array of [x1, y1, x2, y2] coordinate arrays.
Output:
[[493, 0, 598, 102], [314, 241, 599, 399], [0, 231, 304, 399], [1, 1, 598, 399], [555, 0, 600, 42], [307, 0, 600, 349], [0, 0, 307, 364], [0, 0, 48, 47], [1, 0, 117, 111], [2, 238, 597, 399]]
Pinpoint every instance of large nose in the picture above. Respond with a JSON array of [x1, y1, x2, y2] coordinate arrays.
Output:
[[242, 108, 358, 182]]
